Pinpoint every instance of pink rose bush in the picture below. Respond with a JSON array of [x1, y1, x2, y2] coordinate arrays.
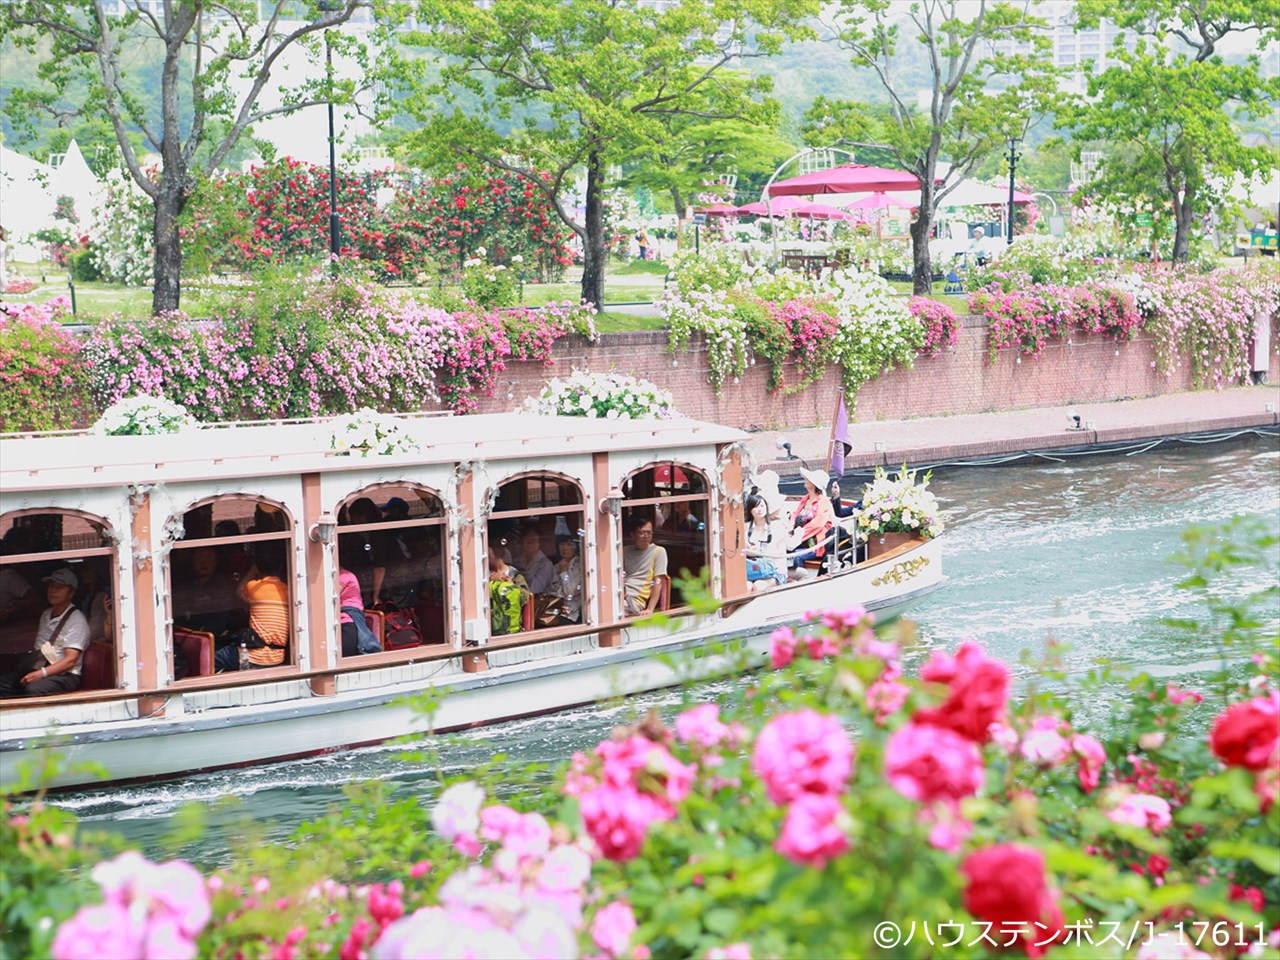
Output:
[[15, 521, 1276, 960]]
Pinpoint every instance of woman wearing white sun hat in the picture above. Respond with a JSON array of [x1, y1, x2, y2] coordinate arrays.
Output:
[[786, 467, 836, 577]]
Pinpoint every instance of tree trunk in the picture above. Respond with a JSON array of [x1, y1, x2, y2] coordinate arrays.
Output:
[[579, 152, 607, 310], [910, 178, 936, 295], [151, 183, 187, 315], [1171, 191, 1195, 262]]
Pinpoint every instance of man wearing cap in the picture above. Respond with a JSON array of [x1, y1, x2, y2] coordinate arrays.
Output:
[[0, 567, 91, 697]]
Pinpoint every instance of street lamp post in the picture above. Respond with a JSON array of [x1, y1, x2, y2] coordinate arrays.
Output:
[[1006, 138, 1021, 246], [325, 32, 341, 262]]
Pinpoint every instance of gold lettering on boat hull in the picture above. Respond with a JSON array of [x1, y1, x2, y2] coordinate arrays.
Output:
[[871, 556, 931, 588]]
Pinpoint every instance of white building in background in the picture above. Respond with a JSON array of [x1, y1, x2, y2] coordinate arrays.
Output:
[[988, 1, 1137, 95]]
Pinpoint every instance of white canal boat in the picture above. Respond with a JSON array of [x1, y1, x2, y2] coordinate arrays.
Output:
[[0, 414, 942, 789]]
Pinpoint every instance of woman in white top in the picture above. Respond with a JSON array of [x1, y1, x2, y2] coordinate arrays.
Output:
[[744, 492, 787, 591]]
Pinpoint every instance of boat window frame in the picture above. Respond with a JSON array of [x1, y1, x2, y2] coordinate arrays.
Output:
[[0, 507, 120, 685], [618, 461, 714, 612], [334, 482, 451, 657], [164, 494, 297, 686], [487, 470, 590, 639]]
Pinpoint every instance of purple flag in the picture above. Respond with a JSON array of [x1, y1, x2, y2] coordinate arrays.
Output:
[[829, 396, 852, 478]]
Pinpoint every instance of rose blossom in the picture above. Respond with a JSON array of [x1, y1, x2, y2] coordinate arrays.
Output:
[[770, 625, 798, 669], [676, 703, 733, 749], [913, 641, 1010, 743], [578, 784, 667, 861], [961, 844, 1064, 959], [1106, 792, 1172, 832], [1210, 692, 1280, 771], [775, 793, 850, 867], [432, 781, 485, 842], [884, 722, 984, 805], [591, 901, 637, 958], [1019, 716, 1070, 766], [752, 709, 854, 804], [1071, 733, 1106, 793]]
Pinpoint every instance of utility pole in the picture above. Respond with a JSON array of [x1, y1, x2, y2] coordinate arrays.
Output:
[[1006, 139, 1021, 245]]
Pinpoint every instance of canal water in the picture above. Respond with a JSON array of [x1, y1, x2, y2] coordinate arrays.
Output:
[[52, 436, 1280, 867]]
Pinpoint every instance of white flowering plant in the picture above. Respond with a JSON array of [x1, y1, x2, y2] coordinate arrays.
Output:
[[523, 370, 677, 420], [460, 247, 520, 310], [91, 395, 196, 436], [814, 266, 924, 400], [657, 287, 749, 395], [328, 408, 421, 457], [856, 464, 945, 540]]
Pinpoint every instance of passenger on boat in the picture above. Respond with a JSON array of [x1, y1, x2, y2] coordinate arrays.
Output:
[[622, 516, 668, 616], [516, 528, 556, 595], [786, 468, 836, 578], [0, 528, 41, 620], [0, 568, 90, 698], [550, 536, 584, 624], [213, 548, 290, 671], [173, 546, 240, 638], [744, 492, 787, 591], [662, 501, 703, 537], [826, 478, 859, 518], [488, 544, 531, 636], [337, 566, 367, 656], [341, 497, 389, 603], [824, 478, 861, 568]]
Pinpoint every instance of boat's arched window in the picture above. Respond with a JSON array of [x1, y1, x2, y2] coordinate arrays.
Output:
[[621, 463, 711, 608], [336, 485, 448, 653], [0, 510, 118, 685], [166, 497, 294, 681], [488, 474, 587, 635]]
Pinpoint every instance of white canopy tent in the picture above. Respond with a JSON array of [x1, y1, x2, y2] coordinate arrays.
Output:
[[0, 145, 56, 261], [47, 140, 106, 228]]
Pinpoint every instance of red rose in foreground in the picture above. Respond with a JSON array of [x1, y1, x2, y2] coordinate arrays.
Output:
[[914, 641, 1010, 743], [1210, 692, 1280, 771], [962, 844, 1064, 958]]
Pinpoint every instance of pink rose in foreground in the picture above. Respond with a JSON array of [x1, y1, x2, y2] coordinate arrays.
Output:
[[1020, 716, 1070, 766], [705, 945, 753, 960], [885, 722, 984, 805], [1071, 733, 1107, 793], [961, 844, 1064, 959], [591, 901, 637, 959], [578, 784, 668, 861], [1107, 792, 1172, 832], [676, 703, 732, 749], [752, 709, 854, 804], [775, 792, 850, 868], [1210, 692, 1280, 771], [770, 625, 798, 669], [866, 666, 910, 722], [431, 781, 485, 842], [479, 805, 551, 860], [52, 903, 144, 960], [913, 641, 1010, 743]]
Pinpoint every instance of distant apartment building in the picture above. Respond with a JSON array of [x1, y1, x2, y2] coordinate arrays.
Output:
[[988, 0, 1137, 95]]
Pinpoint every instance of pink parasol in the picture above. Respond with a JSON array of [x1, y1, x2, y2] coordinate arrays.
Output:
[[768, 163, 921, 197], [735, 196, 807, 217], [845, 193, 914, 211], [790, 200, 853, 221], [694, 203, 740, 217]]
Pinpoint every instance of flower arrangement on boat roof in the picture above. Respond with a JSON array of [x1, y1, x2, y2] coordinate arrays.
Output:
[[90, 394, 196, 436], [523, 369, 677, 420], [856, 464, 944, 540], [328, 407, 421, 457]]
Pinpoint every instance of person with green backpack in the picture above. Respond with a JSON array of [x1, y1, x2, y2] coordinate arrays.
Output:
[[487, 542, 531, 636]]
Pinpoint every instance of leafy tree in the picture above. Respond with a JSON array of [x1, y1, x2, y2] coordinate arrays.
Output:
[[399, 0, 817, 309], [0, 1, 407, 315], [1066, 1, 1280, 261], [819, 0, 1059, 293]]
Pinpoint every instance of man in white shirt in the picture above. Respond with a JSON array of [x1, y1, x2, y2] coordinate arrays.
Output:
[[966, 226, 990, 265], [0, 567, 91, 697], [622, 517, 669, 616]]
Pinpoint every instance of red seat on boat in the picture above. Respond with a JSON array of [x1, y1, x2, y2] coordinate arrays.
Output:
[[363, 610, 384, 648], [174, 629, 215, 678], [79, 640, 115, 690]]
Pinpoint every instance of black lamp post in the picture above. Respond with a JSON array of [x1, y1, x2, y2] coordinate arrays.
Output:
[[325, 33, 341, 262], [1006, 138, 1021, 246]]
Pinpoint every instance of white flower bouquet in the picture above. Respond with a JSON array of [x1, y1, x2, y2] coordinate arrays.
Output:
[[328, 408, 420, 457], [856, 465, 945, 540], [523, 370, 677, 420], [91, 395, 196, 436]]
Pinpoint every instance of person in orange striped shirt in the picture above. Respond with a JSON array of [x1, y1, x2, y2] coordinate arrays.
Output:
[[214, 546, 290, 671]]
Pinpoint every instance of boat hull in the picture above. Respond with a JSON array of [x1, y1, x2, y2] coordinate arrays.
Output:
[[1, 538, 942, 790]]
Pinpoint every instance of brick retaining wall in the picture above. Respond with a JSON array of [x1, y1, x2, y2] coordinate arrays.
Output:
[[465, 314, 1280, 431]]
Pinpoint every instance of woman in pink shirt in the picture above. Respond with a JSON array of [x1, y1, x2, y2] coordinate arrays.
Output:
[[338, 567, 364, 657], [787, 468, 836, 575]]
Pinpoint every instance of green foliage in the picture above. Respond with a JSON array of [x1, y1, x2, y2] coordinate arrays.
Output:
[[66, 248, 100, 283], [1062, 29, 1280, 261], [400, 0, 818, 307]]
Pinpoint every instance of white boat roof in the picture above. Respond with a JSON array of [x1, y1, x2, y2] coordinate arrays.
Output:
[[0, 413, 748, 492]]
